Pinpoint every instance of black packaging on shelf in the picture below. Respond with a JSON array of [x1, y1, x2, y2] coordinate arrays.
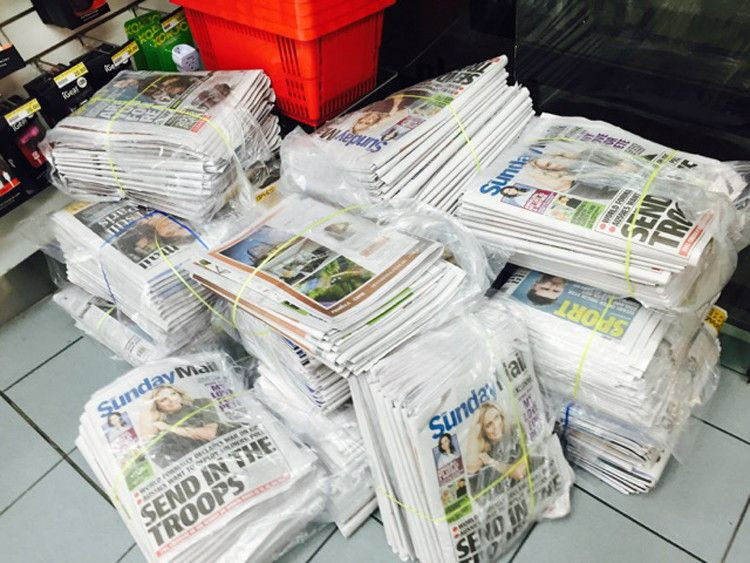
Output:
[[23, 61, 94, 127], [30, 0, 110, 29], [0, 43, 25, 79], [0, 98, 49, 218]]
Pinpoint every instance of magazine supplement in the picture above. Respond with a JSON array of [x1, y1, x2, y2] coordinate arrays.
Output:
[[282, 56, 534, 213], [188, 193, 498, 377], [41, 70, 281, 223], [76, 352, 329, 562], [349, 298, 574, 562], [458, 113, 748, 311], [499, 268, 723, 493]]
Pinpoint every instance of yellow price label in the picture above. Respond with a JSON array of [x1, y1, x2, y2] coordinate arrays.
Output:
[[54, 62, 88, 88], [704, 306, 728, 334], [4, 98, 41, 127], [111, 41, 139, 65], [161, 13, 184, 32]]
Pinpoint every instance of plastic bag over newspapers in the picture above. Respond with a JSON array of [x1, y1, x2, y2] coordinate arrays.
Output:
[[280, 55, 535, 213], [349, 296, 574, 562], [76, 351, 365, 563], [456, 113, 750, 313], [40, 70, 281, 224], [188, 173, 509, 381]]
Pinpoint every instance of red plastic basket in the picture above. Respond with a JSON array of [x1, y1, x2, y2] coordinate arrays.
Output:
[[182, 7, 389, 125]]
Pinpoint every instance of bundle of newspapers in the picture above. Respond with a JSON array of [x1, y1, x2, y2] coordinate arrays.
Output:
[[76, 352, 329, 562], [349, 298, 573, 562], [458, 113, 749, 310], [188, 193, 492, 377], [499, 268, 722, 493], [51, 200, 216, 352], [236, 308, 349, 412], [53, 284, 224, 366], [255, 373, 376, 536], [282, 55, 534, 213], [42, 70, 281, 223]]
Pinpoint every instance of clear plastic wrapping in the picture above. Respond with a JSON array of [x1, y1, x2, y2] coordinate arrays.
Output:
[[349, 297, 574, 562], [40, 70, 281, 224], [497, 267, 723, 493], [280, 55, 535, 213], [188, 190, 505, 379], [75, 351, 332, 563], [457, 113, 749, 312]]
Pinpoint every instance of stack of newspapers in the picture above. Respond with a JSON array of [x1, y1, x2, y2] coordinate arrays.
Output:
[[42, 70, 281, 223], [76, 352, 328, 562], [188, 194, 479, 377], [349, 299, 573, 562], [236, 308, 350, 412], [52, 200, 213, 351], [458, 114, 747, 309], [282, 56, 534, 213], [499, 268, 722, 493], [53, 284, 222, 366], [255, 374, 376, 537]]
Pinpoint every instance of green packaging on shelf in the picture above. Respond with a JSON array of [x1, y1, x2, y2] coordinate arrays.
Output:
[[124, 11, 163, 70]]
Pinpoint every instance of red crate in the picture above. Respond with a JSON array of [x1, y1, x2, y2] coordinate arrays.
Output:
[[183, 8, 387, 125], [175, 0, 394, 40]]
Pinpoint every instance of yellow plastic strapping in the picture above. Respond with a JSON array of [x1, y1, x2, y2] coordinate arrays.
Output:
[[400, 94, 481, 172], [95, 305, 117, 331]]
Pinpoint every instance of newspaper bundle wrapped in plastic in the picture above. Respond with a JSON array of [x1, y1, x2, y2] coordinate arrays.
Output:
[[349, 297, 574, 562], [282, 55, 534, 213], [236, 308, 349, 412], [75, 352, 329, 562], [188, 192, 495, 377], [41, 70, 281, 223], [457, 114, 749, 310], [51, 200, 216, 352], [498, 268, 723, 493], [53, 284, 225, 366], [254, 373, 376, 537]]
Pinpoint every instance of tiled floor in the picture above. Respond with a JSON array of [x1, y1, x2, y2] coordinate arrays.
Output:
[[1, 295, 749, 563]]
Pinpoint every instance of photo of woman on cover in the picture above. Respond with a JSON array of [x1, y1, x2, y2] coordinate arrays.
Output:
[[433, 432, 461, 468], [112, 213, 195, 265], [137, 384, 238, 468], [465, 401, 526, 495]]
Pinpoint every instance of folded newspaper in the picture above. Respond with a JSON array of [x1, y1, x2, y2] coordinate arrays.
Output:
[[458, 114, 748, 310], [349, 298, 573, 562], [42, 70, 281, 223], [53, 284, 223, 366], [188, 194, 490, 377], [282, 56, 534, 213], [52, 200, 216, 351], [76, 352, 329, 562], [498, 268, 722, 493]]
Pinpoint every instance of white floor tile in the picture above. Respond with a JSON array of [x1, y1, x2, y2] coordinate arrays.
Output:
[[0, 400, 60, 511], [695, 367, 750, 443], [310, 517, 400, 562], [725, 503, 750, 563], [7, 337, 130, 450], [0, 461, 132, 563], [574, 421, 750, 562], [0, 296, 81, 390]]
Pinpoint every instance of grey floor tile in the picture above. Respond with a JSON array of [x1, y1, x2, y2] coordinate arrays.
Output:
[[66, 447, 104, 492], [725, 500, 750, 563], [0, 295, 81, 390], [0, 400, 61, 512], [277, 523, 336, 563], [694, 367, 750, 443], [310, 517, 400, 562], [7, 337, 130, 451], [118, 544, 147, 563], [514, 488, 697, 563], [574, 421, 750, 562], [0, 460, 133, 563]]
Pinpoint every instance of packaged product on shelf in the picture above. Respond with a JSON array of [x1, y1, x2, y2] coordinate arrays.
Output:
[[41, 70, 281, 223], [76, 352, 329, 562], [349, 297, 573, 562], [498, 267, 723, 493], [188, 192, 495, 377], [282, 55, 534, 213], [457, 113, 749, 311]]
